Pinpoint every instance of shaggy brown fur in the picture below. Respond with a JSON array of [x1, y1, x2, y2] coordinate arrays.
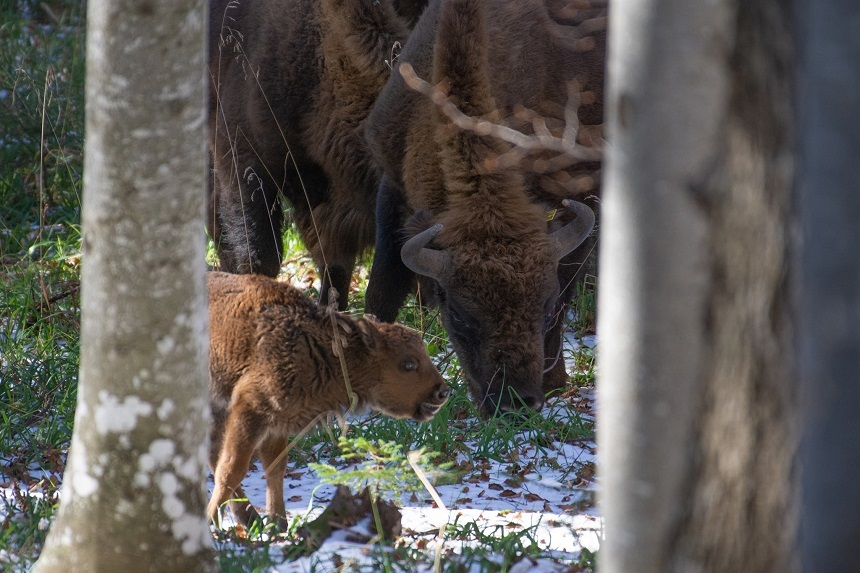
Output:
[[206, 272, 449, 525], [208, 0, 413, 309], [364, 0, 604, 415]]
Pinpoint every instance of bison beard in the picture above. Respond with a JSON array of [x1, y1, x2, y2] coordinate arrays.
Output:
[[364, 0, 603, 416]]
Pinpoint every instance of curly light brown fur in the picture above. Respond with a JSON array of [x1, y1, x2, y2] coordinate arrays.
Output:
[[206, 272, 448, 525]]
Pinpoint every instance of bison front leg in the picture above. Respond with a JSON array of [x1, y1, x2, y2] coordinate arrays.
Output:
[[208, 400, 265, 526], [543, 235, 597, 394], [366, 176, 415, 321]]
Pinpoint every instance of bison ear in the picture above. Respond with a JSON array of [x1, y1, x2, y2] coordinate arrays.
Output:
[[355, 317, 380, 350]]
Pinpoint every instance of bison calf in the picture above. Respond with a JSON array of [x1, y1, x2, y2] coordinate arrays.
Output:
[[206, 271, 449, 525]]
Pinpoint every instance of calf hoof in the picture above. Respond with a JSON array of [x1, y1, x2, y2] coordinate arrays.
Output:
[[230, 498, 263, 527]]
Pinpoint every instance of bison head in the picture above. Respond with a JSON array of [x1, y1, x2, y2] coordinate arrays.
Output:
[[401, 200, 594, 416]]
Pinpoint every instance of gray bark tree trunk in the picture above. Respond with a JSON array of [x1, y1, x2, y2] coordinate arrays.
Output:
[[33, 1, 215, 571], [796, 2, 860, 571], [598, 1, 797, 571]]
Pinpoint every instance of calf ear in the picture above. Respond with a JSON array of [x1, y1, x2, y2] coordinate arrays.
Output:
[[355, 318, 379, 350]]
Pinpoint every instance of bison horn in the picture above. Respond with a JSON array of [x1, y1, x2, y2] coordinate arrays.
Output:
[[549, 200, 595, 261], [400, 224, 453, 282]]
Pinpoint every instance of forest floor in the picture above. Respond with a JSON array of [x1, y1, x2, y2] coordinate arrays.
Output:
[[1, 383, 600, 573], [211, 338, 601, 572], [1, 251, 603, 572], [1, 5, 602, 570]]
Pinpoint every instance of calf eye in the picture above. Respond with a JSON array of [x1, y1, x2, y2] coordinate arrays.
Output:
[[401, 360, 417, 372]]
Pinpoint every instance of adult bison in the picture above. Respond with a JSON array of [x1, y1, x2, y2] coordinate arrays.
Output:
[[208, 0, 422, 308], [365, 0, 604, 415]]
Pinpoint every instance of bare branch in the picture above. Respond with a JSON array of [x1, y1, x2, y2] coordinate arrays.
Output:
[[399, 63, 603, 171]]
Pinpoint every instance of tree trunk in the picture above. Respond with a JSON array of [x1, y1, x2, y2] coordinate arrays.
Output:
[[796, 2, 860, 571], [598, 1, 797, 572], [33, 1, 215, 571]]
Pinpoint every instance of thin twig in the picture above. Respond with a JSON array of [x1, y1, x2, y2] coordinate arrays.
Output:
[[398, 64, 602, 170], [408, 451, 447, 573]]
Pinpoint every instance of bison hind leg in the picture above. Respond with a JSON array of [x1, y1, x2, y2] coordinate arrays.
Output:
[[294, 190, 376, 311], [213, 163, 284, 277]]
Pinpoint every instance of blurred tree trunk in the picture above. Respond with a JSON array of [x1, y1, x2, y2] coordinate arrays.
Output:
[[33, 0, 215, 571], [598, 1, 797, 572], [796, 2, 860, 571]]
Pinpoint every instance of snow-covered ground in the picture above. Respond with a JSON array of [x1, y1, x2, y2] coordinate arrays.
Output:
[[1, 332, 601, 571], [209, 375, 601, 571]]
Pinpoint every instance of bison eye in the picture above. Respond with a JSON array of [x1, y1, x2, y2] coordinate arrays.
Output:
[[401, 360, 417, 372]]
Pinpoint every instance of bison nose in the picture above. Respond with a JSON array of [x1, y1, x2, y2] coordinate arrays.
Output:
[[518, 394, 544, 411], [434, 384, 450, 403], [497, 389, 544, 414]]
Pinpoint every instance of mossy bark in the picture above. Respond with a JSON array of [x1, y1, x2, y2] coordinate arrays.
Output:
[[32, 1, 216, 571]]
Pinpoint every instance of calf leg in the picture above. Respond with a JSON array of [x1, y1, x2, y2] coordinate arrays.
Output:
[[207, 402, 257, 526], [258, 434, 289, 522], [208, 398, 266, 526]]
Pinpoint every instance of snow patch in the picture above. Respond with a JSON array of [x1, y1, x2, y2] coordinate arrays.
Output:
[[117, 498, 133, 515], [156, 335, 176, 355], [161, 485, 186, 520], [185, 109, 207, 131], [137, 439, 177, 486], [171, 514, 212, 555], [132, 368, 151, 390], [158, 472, 179, 497], [149, 439, 176, 464], [157, 398, 176, 420], [94, 392, 153, 434], [174, 454, 201, 481], [71, 468, 98, 497], [133, 472, 150, 488]]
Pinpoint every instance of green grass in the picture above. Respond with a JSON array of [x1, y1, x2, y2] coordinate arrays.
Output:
[[0, 4, 85, 567], [0, 2, 85, 256], [0, 5, 599, 571]]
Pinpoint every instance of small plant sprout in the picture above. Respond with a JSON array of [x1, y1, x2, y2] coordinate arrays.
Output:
[[309, 436, 453, 505]]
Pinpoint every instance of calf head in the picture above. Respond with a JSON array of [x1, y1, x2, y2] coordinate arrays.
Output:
[[401, 201, 594, 417], [354, 317, 450, 421]]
